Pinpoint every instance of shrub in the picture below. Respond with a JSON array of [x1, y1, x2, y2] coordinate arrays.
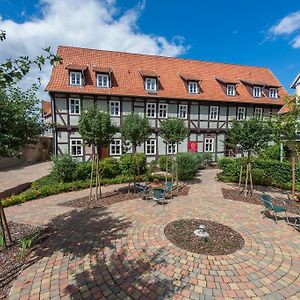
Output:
[[197, 153, 214, 169], [76, 161, 92, 181], [149, 159, 159, 173], [176, 152, 199, 181], [99, 157, 121, 178], [51, 154, 78, 182], [120, 153, 147, 175], [217, 157, 300, 189], [258, 144, 283, 161], [158, 155, 174, 172]]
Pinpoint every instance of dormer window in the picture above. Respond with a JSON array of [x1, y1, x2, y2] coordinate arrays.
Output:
[[145, 78, 157, 92], [97, 73, 110, 88], [69, 71, 82, 86], [188, 81, 199, 94], [253, 86, 262, 98], [226, 84, 236, 96], [269, 88, 278, 99]]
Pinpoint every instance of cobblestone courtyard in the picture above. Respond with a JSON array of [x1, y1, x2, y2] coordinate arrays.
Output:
[[7, 169, 300, 299]]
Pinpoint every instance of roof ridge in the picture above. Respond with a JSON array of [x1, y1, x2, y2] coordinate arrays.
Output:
[[57, 45, 270, 70]]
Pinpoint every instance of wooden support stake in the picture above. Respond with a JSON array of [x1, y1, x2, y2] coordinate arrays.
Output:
[[292, 157, 296, 200], [238, 164, 243, 188], [89, 155, 95, 204], [244, 163, 249, 196], [249, 162, 253, 196], [0, 204, 12, 245]]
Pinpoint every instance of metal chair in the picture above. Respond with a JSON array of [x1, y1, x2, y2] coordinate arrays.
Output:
[[261, 196, 288, 223], [135, 183, 151, 200], [153, 188, 167, 205], [164, 181, 173, 199]]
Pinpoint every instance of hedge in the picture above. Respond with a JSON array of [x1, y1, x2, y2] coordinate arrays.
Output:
[[217, 157, 300, 190], [2, 173, 166, 208]]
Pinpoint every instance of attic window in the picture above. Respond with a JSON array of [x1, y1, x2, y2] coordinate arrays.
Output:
[[145, 78, 157, 92], [253, 86, 262, 98], [97, 74, 110, 88], [188, 81, 199, 94], [269, 88, 278, 99], [69, 71, 82, 86], [226, 84, 236, 96]]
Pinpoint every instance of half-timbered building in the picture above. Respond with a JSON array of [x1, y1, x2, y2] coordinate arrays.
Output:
[[46, 46, 286, 161]]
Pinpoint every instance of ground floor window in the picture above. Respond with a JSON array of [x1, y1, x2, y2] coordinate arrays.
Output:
[[167, 142, 177, 154], [110, 139, 122, 155], [70, 139, 83, 156], [204, 137, 214, 152], [146, 139, 156, 155]]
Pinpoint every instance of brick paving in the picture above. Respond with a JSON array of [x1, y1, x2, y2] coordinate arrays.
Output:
[[7, 169, 300, 299]]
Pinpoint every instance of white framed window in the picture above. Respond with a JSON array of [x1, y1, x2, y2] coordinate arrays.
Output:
[[254, 108, 263, 119], [167, 142, 177, 155], [158, 103, 168, 118], [237, 107, 246, 120], [204, 137, 214, 152], [97, 74, 110, 88], [146, 139, 156, 155], [253, 86, 262, 98], [69, 71, 82, 86], [188, 81, 199, 94], [110, 139, 122, 155], [145, 78, 157, 92], [110, 101, 120, 116], [146, 103, 156, 118], [70, 139, 83, 156], [69, 98, 81, 115], [269, 88, 278, 99], [226, 84, 236, 96], [210, 106, 219, 120], [178, 104, 188, 119]]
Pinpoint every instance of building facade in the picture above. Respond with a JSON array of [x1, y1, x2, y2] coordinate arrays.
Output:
[[46, 46, 286, 161]]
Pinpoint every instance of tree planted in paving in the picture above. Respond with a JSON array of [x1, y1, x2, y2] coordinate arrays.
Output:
[[159, 118, 188, 185], [226, 118, 273, 195], [79, 107, 117, 198], [121, 113, 151, 190]]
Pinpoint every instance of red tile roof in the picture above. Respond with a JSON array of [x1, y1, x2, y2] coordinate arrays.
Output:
[[42, 100, 52, 117], [46, 46, 287, 105]]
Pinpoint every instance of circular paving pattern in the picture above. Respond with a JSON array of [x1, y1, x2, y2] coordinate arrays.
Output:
[[164, 219, 245, 255], [8, 172, 300, 300]]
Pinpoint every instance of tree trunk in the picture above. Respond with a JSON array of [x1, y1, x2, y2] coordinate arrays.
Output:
[[132, 145, 137, 193], [0, 202, 12, 246]]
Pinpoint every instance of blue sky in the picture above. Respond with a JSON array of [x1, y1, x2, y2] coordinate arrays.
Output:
[[0, 0, 300, 94]]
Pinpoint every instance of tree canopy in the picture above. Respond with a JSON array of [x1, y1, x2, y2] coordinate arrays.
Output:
[[121, 113, 151, 153], [78, 107, 117, 157], [159, 118, 188, 145], [226, 118, 273, 157], [0, 84, 44, 158]]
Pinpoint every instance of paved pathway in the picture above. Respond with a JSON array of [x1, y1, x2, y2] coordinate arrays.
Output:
[[8, 169, 300, 299], [0, 162, 52, 193]]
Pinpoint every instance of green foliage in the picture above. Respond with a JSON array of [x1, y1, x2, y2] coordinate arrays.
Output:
[[159, 118, 188, 144], [121, 113, 151, 152], [158, 155, 174, 172], [79, 107, 117, 156], [197, 153, 214, 169], [226, 118, 273, 156], [51, 154, 78, 182], [218, 157, 300, 189], [0, 30, 61, 88], [0, 85, 45, 158], [176, 152, 200, 181], [99, 158, 121, 178], [149, 159, 159, 173], [258, 144, 284, 161], [0, 233, 4, 247], [120, 153, 147, 176], [19, 237, 33, 259], [76, 161, 92, 181]]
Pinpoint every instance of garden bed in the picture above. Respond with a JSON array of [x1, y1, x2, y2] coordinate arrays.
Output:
[[0, 222, 51, 299], [164, 219, 244, 255], [62, 184, 190, 208], [222, 188, 300, 215]]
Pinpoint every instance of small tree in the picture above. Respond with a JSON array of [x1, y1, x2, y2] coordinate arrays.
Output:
[[79, 107, 117, 198], [160, 119, 188, 186], [226, 118, 273, 195], [121, 113, 151, 190]]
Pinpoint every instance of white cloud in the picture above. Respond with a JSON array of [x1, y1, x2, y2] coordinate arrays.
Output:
[[0, 0, 187, 98], [292, 35, 300, 48], [269, 11, 300, 35]]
